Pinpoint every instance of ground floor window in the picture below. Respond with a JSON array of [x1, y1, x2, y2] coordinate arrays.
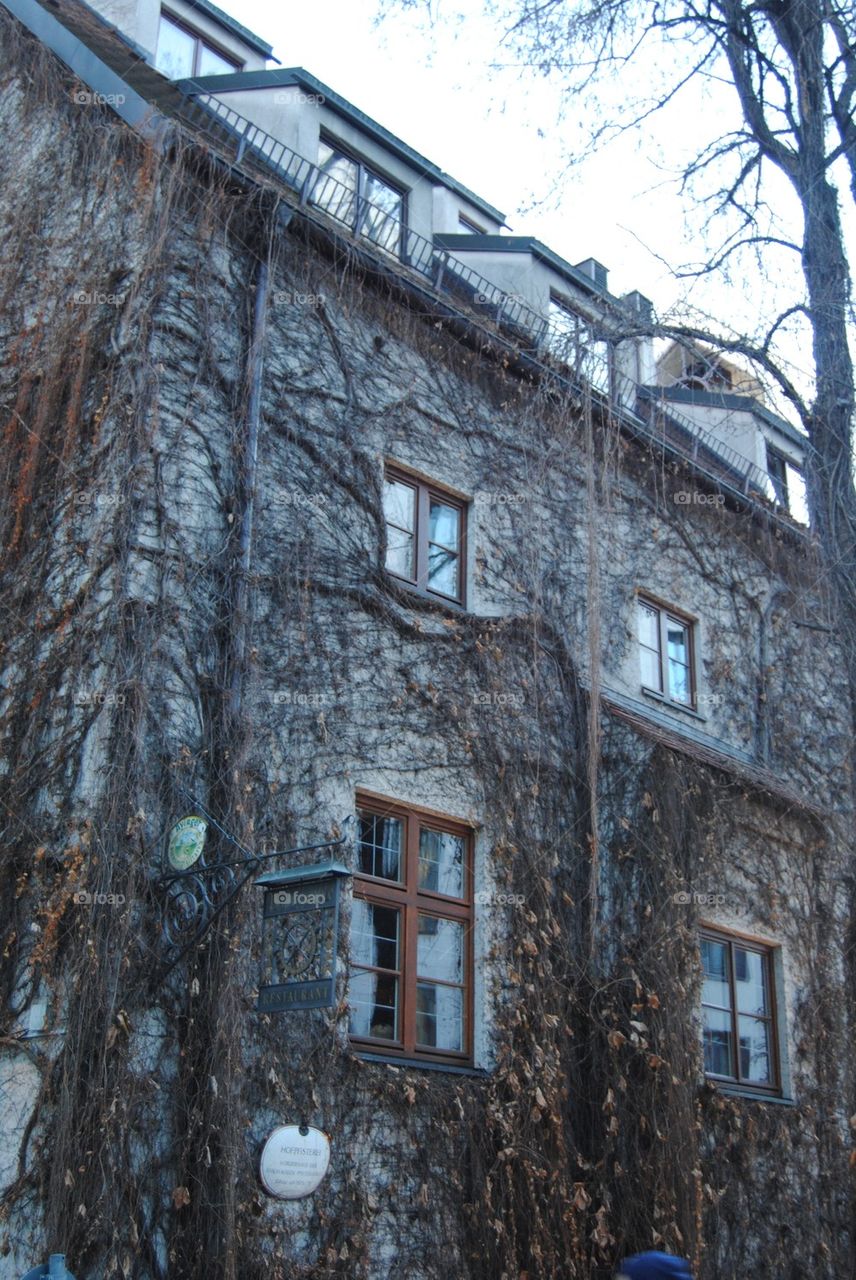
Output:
[[349, 795, 473, 1064]]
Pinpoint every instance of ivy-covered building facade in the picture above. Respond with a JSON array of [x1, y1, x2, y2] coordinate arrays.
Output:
[[0, 0, 853, 1277]]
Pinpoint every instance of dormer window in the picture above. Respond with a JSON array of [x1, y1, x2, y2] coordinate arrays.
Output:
[[311, 138, 406, 258], [546, 293, 611, 394], [458, 214, 486, 234], [155, 11, 242, 79], [680, 357, 732, 392]]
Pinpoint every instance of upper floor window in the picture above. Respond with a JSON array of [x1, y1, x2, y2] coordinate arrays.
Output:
[[637, 595, 695, 708], [546, 293, 611, 393], [701, 928, 781, 1093], [383, 467, 466, 605], [349, 797, 473, 1064], [458, 213, 486, 234], [681, 357, 732, 392], [311, 139, 405, 257], [155, 12, 242, 78]]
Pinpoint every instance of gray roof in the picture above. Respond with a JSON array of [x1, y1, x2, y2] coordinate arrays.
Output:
[[175, 0, 275, 58], [180, 66, 507, 225]]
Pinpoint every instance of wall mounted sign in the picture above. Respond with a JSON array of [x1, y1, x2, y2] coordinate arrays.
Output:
[[259, 1125, 331, 1200], [166, 816, 207, 871], [255, 861, 350, 1013]]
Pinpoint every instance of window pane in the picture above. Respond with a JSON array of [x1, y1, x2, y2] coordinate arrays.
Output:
[[668, 659, 691, 703], [702, 939, 731, 1008], [416, 981, 463, 1051], [702, 1006, 734, 1076], [418, 828, 464, 897], [429, 499, 460, 551], [738, 1015, 772, 1082], [427, 544, 459, 597], [666, 621, 691, 702], [547, 296, 578, 360], [357, 812, 402, 880], [362, 172, 403, 253], [312, 143, 358, 225], [666, 620, 688, 664], [384, 479, 415, 532], [735, 948, 769, 1015], [348, 968, 399, 1040], [386, 528, 415, 578], [637, 602, 660, 650], [351, 900, 400, 971], [640, 646, 661, 691], [583, 337, 611, 394], [384, 479, 416, 578], [155, 16, 195, 79], [417, 916, 463, 984], [197, 44, 237, 75]]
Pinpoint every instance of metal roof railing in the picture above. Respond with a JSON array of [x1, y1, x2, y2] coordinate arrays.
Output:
[[181, 90, 802, 528]]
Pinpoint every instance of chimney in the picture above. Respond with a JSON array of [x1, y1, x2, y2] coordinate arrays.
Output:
[[621, 290, 654, 323], [574, 257, 608, 291]]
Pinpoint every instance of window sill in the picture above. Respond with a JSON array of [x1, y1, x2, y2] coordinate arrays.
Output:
[[640, 687, 708, 722], [706, 1082, 796, 1106], [386, 573, 467, 613], [354, 1051, 488, 1077]]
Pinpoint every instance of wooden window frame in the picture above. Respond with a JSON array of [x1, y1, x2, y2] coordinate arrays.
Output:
[[458, 213, 486, 234], [700, 926, 782, 1095], [158, 10, 243, 76], [637, 593, 697, 710], [350, 795, 474, 1066], [383, 465, 467, 606]]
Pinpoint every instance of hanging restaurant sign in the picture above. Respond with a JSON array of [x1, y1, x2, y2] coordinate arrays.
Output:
[[255, 861, 350, 1013], [166, 815, 208, 871], [259, 1124, 331, 1200]]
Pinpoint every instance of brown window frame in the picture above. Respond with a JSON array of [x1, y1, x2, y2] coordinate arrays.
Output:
[[349, 795, 474, 1066], [637, 593, 697, 709], [383, 465, 467, 606], [157, 10, 243, 77], [700, 926, 781, 1095]]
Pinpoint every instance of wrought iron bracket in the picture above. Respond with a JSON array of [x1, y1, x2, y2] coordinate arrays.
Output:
[[155, 792, 352, 981]]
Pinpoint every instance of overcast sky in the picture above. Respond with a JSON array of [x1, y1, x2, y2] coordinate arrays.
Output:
[[229, 0, 848, 402]]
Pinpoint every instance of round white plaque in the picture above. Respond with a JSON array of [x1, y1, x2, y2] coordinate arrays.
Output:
[[259, 1125, 331, 1200]]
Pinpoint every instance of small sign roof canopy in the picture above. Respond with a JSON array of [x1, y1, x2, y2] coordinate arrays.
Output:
[[254, 860, 351, 888]]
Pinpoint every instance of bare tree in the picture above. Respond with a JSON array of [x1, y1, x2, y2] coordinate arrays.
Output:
[[387, 0, 856, 724]]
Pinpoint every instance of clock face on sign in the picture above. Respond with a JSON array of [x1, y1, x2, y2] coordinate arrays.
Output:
[[278, 917, 320, 978]]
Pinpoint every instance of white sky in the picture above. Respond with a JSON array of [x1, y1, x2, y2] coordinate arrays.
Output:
[[230, 0, 851, 405]]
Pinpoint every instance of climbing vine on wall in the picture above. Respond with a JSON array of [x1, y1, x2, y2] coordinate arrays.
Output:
[[0, 12, 852, 1279]]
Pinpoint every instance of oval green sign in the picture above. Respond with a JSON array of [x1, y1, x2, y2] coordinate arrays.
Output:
[[167, 816, 207, 871]]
